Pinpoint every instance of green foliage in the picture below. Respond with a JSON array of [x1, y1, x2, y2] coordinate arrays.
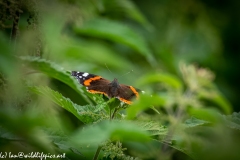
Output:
[[101, 141, 138, 160], [71, 121, 150, 147], [30, 86, 99, 123], [137, 73, 183, 90], [73, 18, 156, 66], [223, 112, 240, 131], [0, 0, 239, 160], [20, 56, 91, 103]]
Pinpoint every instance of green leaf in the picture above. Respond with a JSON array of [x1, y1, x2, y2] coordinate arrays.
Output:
[[63, 40, 135, 70], [0, 126, 22, 141], [184, 117, 210, 128], [71, 120, 150, 147], [137, 73, 183, 90], [0, 33, 15, 75], [136, 121, 168, 136], [188, 108, 223, 123], [0, 109, 56, 152], [29, 86, 102, 123], [127, 94, 165, 119], [73, 18, 156, 66], [43, 129, 84, 157], [198, 90, 232, 114], [101, 0, 153, 30], [19, 56, 91, 104], [223, 112, 240, 131]]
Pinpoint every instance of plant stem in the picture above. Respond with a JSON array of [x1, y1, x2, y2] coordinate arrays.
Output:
[[92, 145, 102, 160], [109, 108, 112, 120], [111, 108, 118, 119]]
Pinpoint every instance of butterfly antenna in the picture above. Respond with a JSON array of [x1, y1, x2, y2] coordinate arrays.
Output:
[[105, 63, 113, 75], [120, 70, 133, 78]]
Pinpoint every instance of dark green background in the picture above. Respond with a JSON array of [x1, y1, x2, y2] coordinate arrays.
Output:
[[133, 0, 240, 111]]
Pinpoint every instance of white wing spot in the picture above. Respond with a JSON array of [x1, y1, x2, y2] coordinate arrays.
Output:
[[82, 73, 89, 77]]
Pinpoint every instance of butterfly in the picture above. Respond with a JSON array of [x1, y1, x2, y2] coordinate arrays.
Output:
[[71, 71, 141, 104]]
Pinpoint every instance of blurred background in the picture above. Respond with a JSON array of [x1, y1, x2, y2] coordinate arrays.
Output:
[[2, 0, 239, 110], [133, 0, 240, 112], [1, 0, 240, 160]]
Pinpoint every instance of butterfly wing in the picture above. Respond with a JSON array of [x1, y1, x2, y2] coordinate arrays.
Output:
[[71, 71, 112, 97], [117, 84, 140, 104]]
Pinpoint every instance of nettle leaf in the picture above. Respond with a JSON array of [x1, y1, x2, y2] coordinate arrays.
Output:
[[71, 120, 150, 147], [136, 121, 168, 136], [188, 108, 224, 123], [73, 18, 156, 66], [19, 56, 91, 104], [184, 117, 210, 128], [30, 86, 104, 124]]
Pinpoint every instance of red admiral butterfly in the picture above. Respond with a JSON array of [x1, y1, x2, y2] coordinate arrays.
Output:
[[71, 71, 141, 104]]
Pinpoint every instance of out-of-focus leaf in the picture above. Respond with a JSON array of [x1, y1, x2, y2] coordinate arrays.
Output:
[[73, 18, 156, 66], [184, 117, 210, 128], [136, 121, 168, 136], [71, 120, 150, 147], [0, 126, 22, 141], [168, 141, 196, 160], [62, 40, 134, 70], [20, 56, 91, 104], [0, 109, 48, 133], [43, 129, 84, 157], [198, 90, 232, 114], [30, 86, 102, 124], [188, 108, 223, 123], [39, 9, 135, 70], [223, 112, 240, 131], [137, 73, 183, 90], [127, 94, 165, 119], [101, 0, 153, 30], [0, 33, 15, 75], [0, 109, 55, 152]]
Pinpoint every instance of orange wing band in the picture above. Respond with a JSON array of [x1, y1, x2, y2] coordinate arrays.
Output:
[[118, 98, 132, 104], [83, 76, 102, 86], [129, 86, 139, 98], [88, 89, 108, 97]]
